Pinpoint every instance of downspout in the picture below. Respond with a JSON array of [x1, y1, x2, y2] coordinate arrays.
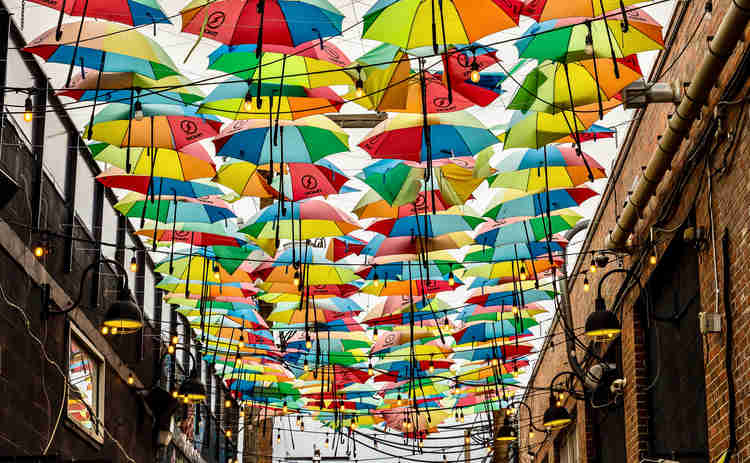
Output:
[[560, 220, 591, 380], [605, 0, 750, 249]]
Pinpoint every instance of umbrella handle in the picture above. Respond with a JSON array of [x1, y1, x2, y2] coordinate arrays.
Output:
[[85, 52, 105, 140], [64, 0, 89, 88], [430, 0, 438, 54]]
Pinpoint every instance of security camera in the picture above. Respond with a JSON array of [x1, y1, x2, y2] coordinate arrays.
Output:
[[610, 378, 627, 395]]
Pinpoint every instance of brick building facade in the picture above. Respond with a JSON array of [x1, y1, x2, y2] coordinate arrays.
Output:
[[513, 0, 749, 462]]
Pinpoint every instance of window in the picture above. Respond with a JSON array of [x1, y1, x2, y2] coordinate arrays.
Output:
[[67, 324, 105, 442], [558, 426, 577, 463], [43, 109, 69, 196]]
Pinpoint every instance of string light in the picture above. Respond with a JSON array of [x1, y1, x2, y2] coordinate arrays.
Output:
[[243, 87, 253, 111], [293, 270, 300, 287], [127, 373, 134, 385], [368, 362, 374, 376], [33, 244, 46, 258], [428, 360, 435, 374], [167, 344, 175, 354], [519, 265, 527, 280], [23, 96, 33, 122], [650, 250, 658, 265], [589, 260, 597, 273], [130, 256, 138, 272], [213, 263, 221, 280], [303, 359, 309, 372], [283, 401, 288, 413], [225, 399, 232, 408], [133, 100, 144, 121], [101, 326, 109, 335], [583, 276, 590, 292], [470, 60, 480, 83], [277, 433, 281, 444], [171, 335, 179, 345], [448, 270, 455, 286], [324, 435, 329, 448], [225, 429, 232, 438], [355, 66, 364, 99], [238, 334, 245, 348]]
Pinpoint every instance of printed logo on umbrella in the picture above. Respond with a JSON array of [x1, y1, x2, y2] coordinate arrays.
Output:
[[206, 11, 227, 34]]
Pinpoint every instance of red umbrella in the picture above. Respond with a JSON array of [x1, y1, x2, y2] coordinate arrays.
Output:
[[326, 236, 367, 261], [269, 162, 350, 201], [440, 47, 503, 107]]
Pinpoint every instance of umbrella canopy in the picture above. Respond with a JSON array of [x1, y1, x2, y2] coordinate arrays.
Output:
[[29, 0, 169, 26], [96, 169, 224, 197], [86, 103, 222, 150], [60, 72, 203, 106], [115, 193, 236, 224], [475, 212, 583, 246], [359, 112, 499, 162], [489, 146, 606, 191], [198, 79, 344, 120], [508, 58, 641, 114], [267, 161, 350, 201], [498, 109, 599, 149], [213, 161, 277, 198], [180, 0, 344, 47], [208, 41, 353, 85], [25, 21, 179, 79], [362, 0, 520, 49], [214, 116, 349, 164], [367, 214, 484, 238], [483, 187, 598, 219], [137, 224, 249, 247], [240, 200, 359, 240], [89, 142, 216, 180]]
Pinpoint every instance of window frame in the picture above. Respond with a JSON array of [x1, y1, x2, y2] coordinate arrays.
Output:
[[67, 322, 107, 444]]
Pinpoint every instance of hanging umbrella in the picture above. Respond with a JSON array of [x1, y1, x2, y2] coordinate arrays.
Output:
[[114, 193, 236, 224], [25, 22, 180, 80], [461, 257, 562, 280], [28, 0, 169, 27], [208, 41, 353, 85], [213, 161, 277, 198], [555, 123, 616, 143], [452, 343, 533, 362], [489, 146, 606, 191], [362, 232, 472, 262], [475, 212, 582, 246], [465, 281, 557, 306], [136, 222, 249, 247], [367, 214, 484, 238], [198, 79, 344, 120], [354, 190, 450, 219], [521, 0, 661, 26], [453, 321, 536, 344], [326, 235, 367, 261], [97, 169, 224, 197], [60, 72, 204, 106], [155, 254, 253, 284], [86, 103, 222, 150], [362, 0, 520, 50], [267, 161, 350, 201], [240, 200, 359, 240], [463, 241, 568, 263], [483, 187, 598, 219], [89, 143, 216, 180], [456, 303, 548, 323], [214, 116, 349, 164], [355, 160, 424, 207], [361, 278, 462, 297], [438, 45, 505, 107], [508, 58, 641, 115], [359, 112, 499, 163], [497, 109, 599, 149], [180, 0, 344, 47]]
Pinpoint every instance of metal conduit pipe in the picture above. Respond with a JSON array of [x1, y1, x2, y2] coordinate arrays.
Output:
[[605, 0, 750, 250]]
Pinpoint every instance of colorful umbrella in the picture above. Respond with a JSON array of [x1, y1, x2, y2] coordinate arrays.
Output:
[[359, 112, 499, 162], [208, 41, 353, 85], [25, 22, 179, 80], [89, 142, 216, 180], [489, 146, 606, 191], [180, 0, 344, 47], [28, 0, 169, 27], [354, 190, 450, 219], [240, 200, 359, 240], [367, 214, 484, 238], [96, 169, 224, 197], [475, 212, 583, 246], [198, 79, 344, 120], [498, 109, 598, 149], [60, 72, 204, 106], [86, 103, 222, 150], [136, 222, 249, 247], [214, 116, 349, 164], [114, 193, 236, 224], [483, 187, 598, 219], [362, 0, 520, 49]]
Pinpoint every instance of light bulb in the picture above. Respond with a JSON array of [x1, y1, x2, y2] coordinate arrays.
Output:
[[172, 390, 178, 398], [520, 266, 527, 280], [306, 339, 312, 349], [225, 429, 232, 438], [529, 431, 535, 439], [243, 89, 253, 111], [428, 361, 435, 374], [351, 421, 358, 430], [355, 79, 364, 98], [584, 34, 594, 56], [172, 335, 179, 345], [283, 401, 288, 413], [239, 409, 245, 418], [296, 416, 302, 426], [33, 245, 45, 258], [23, 96, 33, 123], [590, 262, 597, 273], [277, 433, 281, 444], [324, 437, 329, 448], [168, 345, 175, 354], [238, 335, 245, 348], [111, 327, 119, 335], [470, 60, 480, 83], [293, 271, 300, 287], [225, 399, 232, 408], [130, 256, 138, 272], [101, 326, 109, 335], [300, 423, 305, 432], [650, 252, 657, 265], [583, 277, 590, 292], [127, 373, 135, 385], [705, 1, 713, 19], [448, 271, 455, 286], [368, 363, 374, 376], [303, 359, 309, 372], [373, 327, 378, 337], [465, 436, 470, 445], [134, 101, 144, 121], [213, 264, 221, 280]]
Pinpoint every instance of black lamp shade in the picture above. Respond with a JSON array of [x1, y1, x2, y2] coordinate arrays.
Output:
[[103, 299, 143, 334], [542, 400, 572, 429], [179, 370, 207, 403], [496, 417, 517, 441], [584, 309, 621, 339]]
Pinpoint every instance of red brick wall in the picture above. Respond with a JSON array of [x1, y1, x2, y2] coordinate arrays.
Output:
[[516, 0, 750, 461]]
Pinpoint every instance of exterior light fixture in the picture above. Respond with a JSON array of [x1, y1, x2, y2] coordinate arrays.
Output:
[[179, 368, 208, 403], [43, 258, 143, 334], [542, 394, 572, 430], [585, 296, 621, 340], [495, 416, 516, 442]]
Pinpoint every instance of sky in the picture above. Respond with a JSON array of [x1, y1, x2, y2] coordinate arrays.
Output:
[[7, 0, 676, 460]]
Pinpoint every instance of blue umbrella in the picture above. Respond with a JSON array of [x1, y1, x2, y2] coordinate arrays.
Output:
[[484, 187, 598, 220]]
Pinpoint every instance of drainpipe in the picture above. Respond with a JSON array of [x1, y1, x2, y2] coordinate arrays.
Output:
[[605, 0, 750, 250]]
